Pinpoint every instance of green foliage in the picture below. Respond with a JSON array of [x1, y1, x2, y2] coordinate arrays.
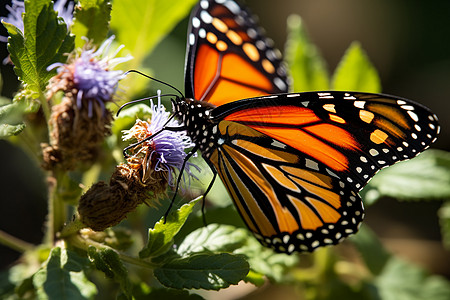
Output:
[[0, 2, 449, 300], [332, 41, 381, 93], [110, 0, 197, 66], [154, 253, 249, 290], [33, 247, 97, 299], [438, 201, 450, 250], [72, 0, 112, 48], [87, 247, 132, 298], [140, 197, 201, 258], [3, 0, 74, 98], [285, 14, 329, 92], [374, 257, 450, 300], [362, 150, 450, 204], [0, 100, 27, 137]]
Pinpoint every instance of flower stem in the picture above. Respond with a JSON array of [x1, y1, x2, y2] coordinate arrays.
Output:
[[0, 229, 34, 253], [45, 170, 67, 245], [59, 217, 85, 238], [38, 90, 51, 123]]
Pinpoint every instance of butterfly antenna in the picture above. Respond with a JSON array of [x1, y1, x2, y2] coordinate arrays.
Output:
[[116, 93, 179, 117], [125, 69, 184, 98]]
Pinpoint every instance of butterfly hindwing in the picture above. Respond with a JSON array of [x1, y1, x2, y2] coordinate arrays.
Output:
[[185, 0, 289, 106], [207, 120, 364, 253]]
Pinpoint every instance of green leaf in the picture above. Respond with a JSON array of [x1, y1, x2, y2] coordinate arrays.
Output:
[[363, 150, 450, 203], [350, 225, 391, 276], [177, 224, 248, 255], [3, 0, 75, 97], [132, 283, 204, 300], [438, 201, 450, 250], [236, 237, 299, 283], [72, 0, 112, 48], [332, 41, 381, 93], [154, 253, 249, 290], [87, 247, 132, 298], [375, 257, 450, 300], [0, 98, 29, 138], [285, 15, 329, 91], [33, 247, 97, 299], [139, 197, 201, 258], [112, 103, 154, 136], [110, 0, 197, 67]]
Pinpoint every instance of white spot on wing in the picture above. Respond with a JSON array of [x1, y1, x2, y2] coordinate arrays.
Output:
[[407, 110, 419, 122], [192, 17, 200, 28], [200, 11, 212, 23], [224, 1, 241, 14], [199, 28, 206, 38], [274, 77, 287, 91], [354, 101, 366, 109], [271, 139, 286, 149], [305, 158, 319, 171]]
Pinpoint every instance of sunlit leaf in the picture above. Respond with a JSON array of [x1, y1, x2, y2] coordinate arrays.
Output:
[[72, 0, 112, 47], [33, 247, 97, 299], [140, 197, 200, 258], [154, 253, 249, 290], [362, 150, 450, 204], [332, 42, 381, 93]]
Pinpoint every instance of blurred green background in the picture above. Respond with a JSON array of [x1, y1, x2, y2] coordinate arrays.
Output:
[[0, 0, 449, 286]]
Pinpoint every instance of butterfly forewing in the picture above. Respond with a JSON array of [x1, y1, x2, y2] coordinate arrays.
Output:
[[185, 0, 289, 106], [212, 92, 440, 192]]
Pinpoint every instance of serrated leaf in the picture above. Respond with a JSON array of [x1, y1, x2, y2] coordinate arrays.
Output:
[[438, 201, 450, 250], [375, 257, 450, 300], [350, 225, 391, 276], [154, 253, 249, 290], [285, 15, 329, 91], [72, 0, 112, 48], [87, 247, 132, 298], [110, 0, 197, 66], [139, 197, 201, 258], [177, 224, 248, 255], [33, 247, 97, 299], [332, 41, 381, 93], [363, 150, 450, 202], [3, 0, 75, 97]]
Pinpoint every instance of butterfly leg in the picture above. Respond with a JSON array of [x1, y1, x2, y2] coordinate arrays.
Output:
[[199, 170, 218, 226], [163, 145, 200, 223]]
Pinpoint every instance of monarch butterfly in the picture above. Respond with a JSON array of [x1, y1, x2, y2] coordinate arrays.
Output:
[[129, 0, 440, 254]]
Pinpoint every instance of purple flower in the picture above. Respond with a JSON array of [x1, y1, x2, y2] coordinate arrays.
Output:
[[123, 92, 199, 188], [0, 0, 74, 42], [47, 36, 132, 117]]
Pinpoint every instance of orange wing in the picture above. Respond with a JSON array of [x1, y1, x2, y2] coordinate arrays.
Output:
[[207, 120, 364, 253], [184, 0, 289, 106], [203, 91, 439, 253]]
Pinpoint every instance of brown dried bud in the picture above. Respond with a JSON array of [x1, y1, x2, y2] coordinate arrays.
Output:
[[78, 161, 168, 231]]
